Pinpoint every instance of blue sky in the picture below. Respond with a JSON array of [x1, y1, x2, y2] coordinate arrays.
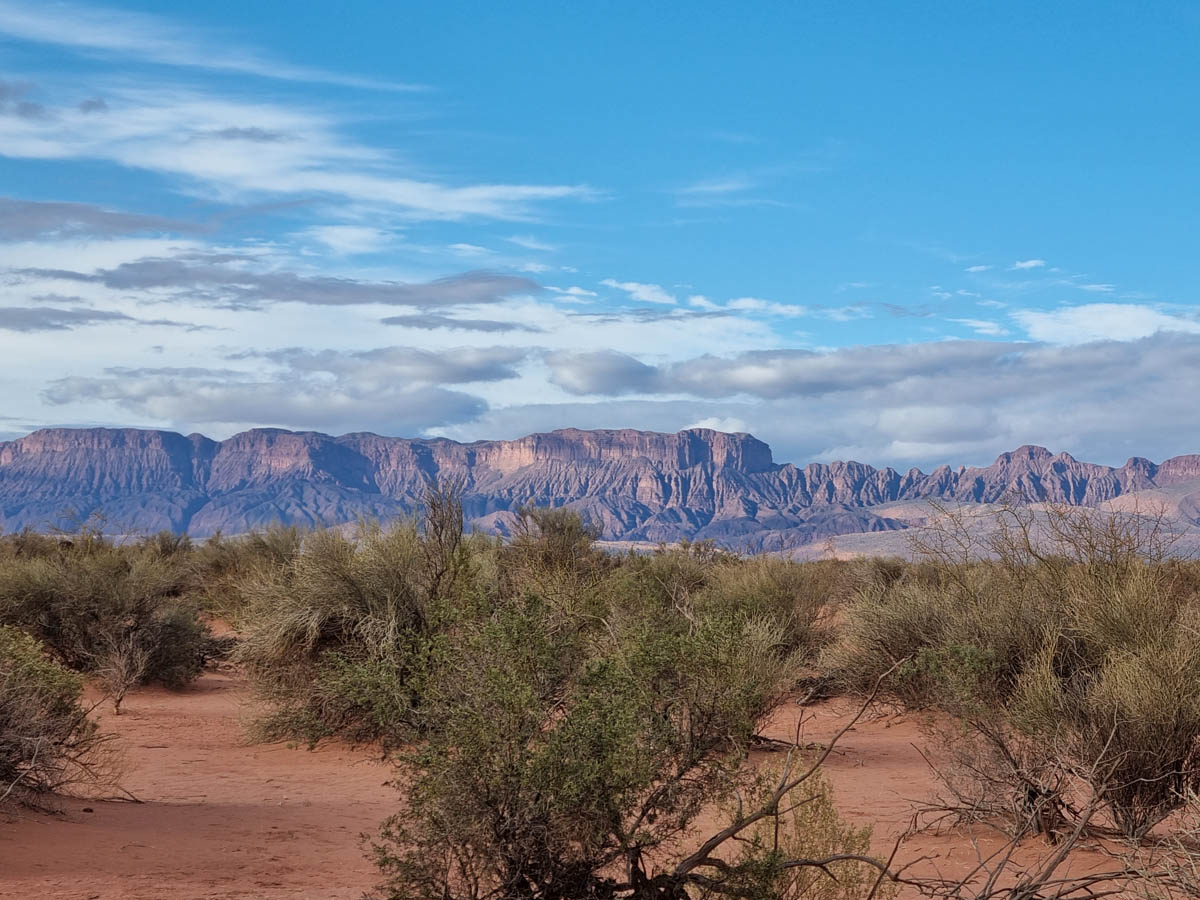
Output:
[[1, 0, 1199, 468]]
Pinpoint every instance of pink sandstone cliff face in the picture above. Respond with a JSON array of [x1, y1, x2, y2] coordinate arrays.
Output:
[[1, 426, 1197, 550]]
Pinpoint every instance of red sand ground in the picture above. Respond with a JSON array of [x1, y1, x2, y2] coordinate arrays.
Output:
[[0, 672, 396, 900], [0, 673, 1114, 900]]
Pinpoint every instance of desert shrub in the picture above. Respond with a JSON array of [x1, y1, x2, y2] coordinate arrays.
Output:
[[825, 561, 1051, 711], [369, 503, 880, 900], [91, 631, 150, 716], [824, 505, 1200, 839], [0, 626, 111, 804], [371, 587, 853, 899], [237, 491, 859, 754], [234, 488, 486, 747], [223, 492, 887, 896], [1009, 562, 1200, 838], [138, 530, 193, 559], [184, 525, 303, 622], [497, 505, 608, 611], [706, 766, 886, 900], [0, 528, 63, 562], [236, 523, 432, 746], [0, 533, 208, 707], [507, 505, 602, 571], [696, 555, 842, 658], [609, 545, 845, 667]]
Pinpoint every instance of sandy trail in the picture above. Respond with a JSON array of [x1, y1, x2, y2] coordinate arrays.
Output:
[[0, 672, 396, 900]]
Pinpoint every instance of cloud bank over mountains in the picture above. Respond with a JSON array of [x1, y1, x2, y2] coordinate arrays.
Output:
[[4, 177, 1200, 470], [5, 184, 1200, 469]]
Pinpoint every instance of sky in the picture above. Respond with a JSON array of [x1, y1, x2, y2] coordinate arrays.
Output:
[[1, 0, 1199, 470]]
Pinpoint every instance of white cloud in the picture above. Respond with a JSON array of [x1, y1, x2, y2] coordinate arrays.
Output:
[[546, 286, 597, 302], [1013, 303, 1200, 344], [0, 236, 206, 272], [950, 317, 1009, 337], [1078, 283, 1116, 293], [660, 292, 862, 322], [600, 278, 676, 305], [685, 416, 750, 434], [1011, 259, 1046, 270], [816, 306, 872, 322], [454, 333, 1200, 469], [673, 173, 776, 208], [874, 405, 994, 445], [964, 265, 992, 273], [727, 296, 809, 317], [302, 225, 393, 255], [0, 0, 416, 90], [506, 234, 557, 252], [676, 175, 755, 195]]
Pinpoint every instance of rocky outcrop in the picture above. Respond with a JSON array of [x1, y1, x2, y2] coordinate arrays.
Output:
[[1, 426, 1197, 550]]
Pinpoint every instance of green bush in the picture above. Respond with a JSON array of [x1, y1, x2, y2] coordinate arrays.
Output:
[[695, 555, 842, 658], [221, 493, 871, 897], [1009, 563, 1200, 837], [823, 559, 1051, 710], [0, 530, 209, 707], [0, 626, 109, 805], [184, 526, 304, 623], [368, 507, 870, 899], [823, 506, 1200, 839], [234, 509, 484, 747], [372, 591, 815, 899]]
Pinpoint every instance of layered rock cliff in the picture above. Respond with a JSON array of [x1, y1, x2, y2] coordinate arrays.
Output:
[[2, 427, 1198, 550]]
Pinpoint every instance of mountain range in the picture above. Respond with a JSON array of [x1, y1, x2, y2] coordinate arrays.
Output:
[[3, 426, 1200, 552]]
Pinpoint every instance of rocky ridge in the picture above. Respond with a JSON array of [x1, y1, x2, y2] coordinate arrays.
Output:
[[2, 427, 1199, 551]]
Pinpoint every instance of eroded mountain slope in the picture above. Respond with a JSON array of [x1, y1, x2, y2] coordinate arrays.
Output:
[[2, 427, 1197, 550]]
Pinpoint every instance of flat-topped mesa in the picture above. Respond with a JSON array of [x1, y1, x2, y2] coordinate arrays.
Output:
[[465, 428, 775, 475], [1155, 454, 1200, 485], [204, 429, 377, 493], [2, 426, 199, 465], [0, 427, 204, 496]]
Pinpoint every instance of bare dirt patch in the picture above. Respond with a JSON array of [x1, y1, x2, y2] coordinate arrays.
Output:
[[0, 672, 395, 900]]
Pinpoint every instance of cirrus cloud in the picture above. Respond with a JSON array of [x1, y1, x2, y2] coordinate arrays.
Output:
[[0, 81, 589, 221], [0, 0, 421, 90]]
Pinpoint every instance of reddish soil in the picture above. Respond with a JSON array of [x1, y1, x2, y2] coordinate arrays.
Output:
[[0, 674, 1117, 900], [756, 702, 1122, 892], [0, 672, 396, 900]]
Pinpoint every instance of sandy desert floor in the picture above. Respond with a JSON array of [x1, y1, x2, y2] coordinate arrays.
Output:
[[0, 672, 397, 900], [0, 670, 1116, 900]]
